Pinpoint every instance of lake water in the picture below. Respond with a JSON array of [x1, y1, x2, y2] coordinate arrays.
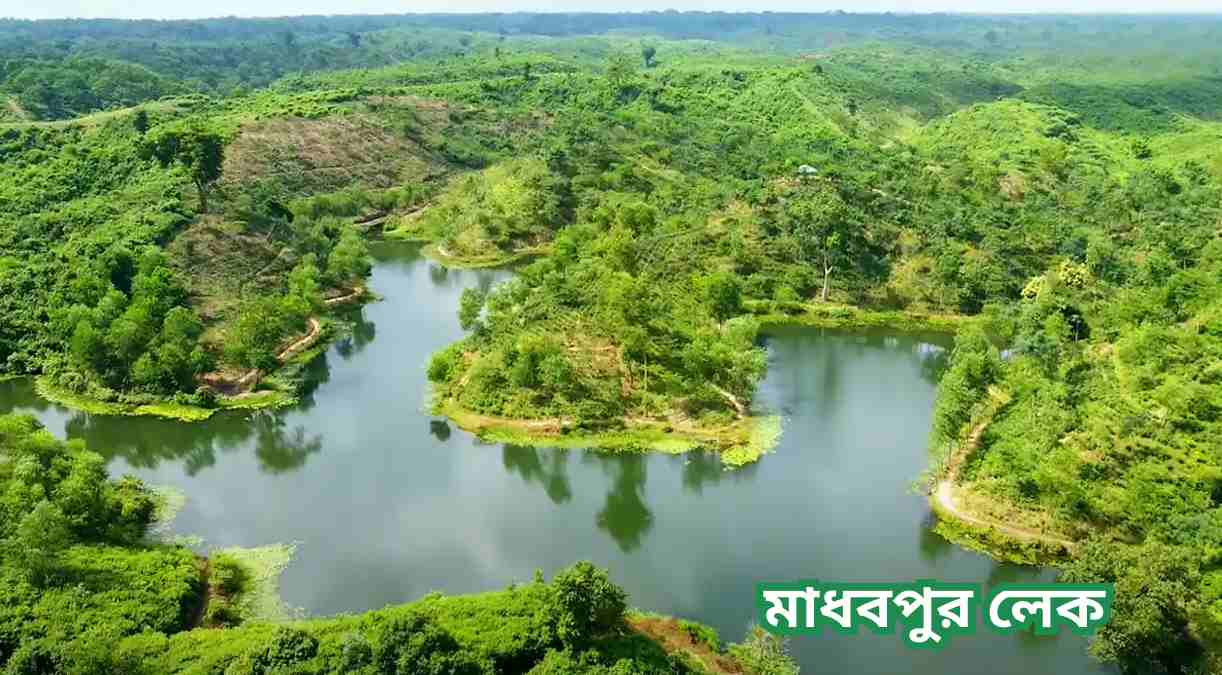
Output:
[[0, 241, 1109, 674]]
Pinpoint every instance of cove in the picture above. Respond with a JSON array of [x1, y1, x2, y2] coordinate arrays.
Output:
[[0, 242, 1110, 675]]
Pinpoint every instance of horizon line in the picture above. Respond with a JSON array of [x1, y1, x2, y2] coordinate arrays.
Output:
[[6, 9, 1222, 22]]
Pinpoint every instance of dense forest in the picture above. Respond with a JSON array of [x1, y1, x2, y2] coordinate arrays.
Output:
[[1, 10, 1221, 675]]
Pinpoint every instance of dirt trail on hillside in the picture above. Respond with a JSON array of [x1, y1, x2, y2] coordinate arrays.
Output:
[[934, 406, 1077, 552], [200, 285, 364, 395]]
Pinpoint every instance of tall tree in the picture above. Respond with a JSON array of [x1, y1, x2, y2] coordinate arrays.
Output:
[[8, 501, 72, 586], [785, 186, 866, 302], [143, 123, 225, 212]]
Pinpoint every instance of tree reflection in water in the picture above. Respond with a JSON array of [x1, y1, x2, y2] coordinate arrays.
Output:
[[683, 450, 761, 495], [592, 454, 653, 553], [502, 444, 572, 505], [334, 309, 376, 361], [251, 412, 323, 474], [429, 420, 452, 441]]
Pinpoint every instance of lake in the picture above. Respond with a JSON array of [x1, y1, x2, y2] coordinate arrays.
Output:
[[0, 241, 1109, 675]]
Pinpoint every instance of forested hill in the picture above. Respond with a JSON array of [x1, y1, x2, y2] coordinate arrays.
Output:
[[0, 12, 1220, 675], [4, 12, 1222, 120]]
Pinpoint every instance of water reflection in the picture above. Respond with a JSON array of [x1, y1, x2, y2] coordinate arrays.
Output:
[[429, 420, 452, 442], [503, 444, 573, 505], [293, 352, 332, 413], [252, 414, 322, 474], [334, 309, 377, 361], [917, 512, 954, 564], [593, 454, 653, 552]]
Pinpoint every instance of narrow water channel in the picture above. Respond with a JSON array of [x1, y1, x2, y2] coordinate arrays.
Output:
[[0, 241, 1109, 674]]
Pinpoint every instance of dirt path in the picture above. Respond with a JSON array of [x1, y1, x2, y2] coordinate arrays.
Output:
[[200, 286, 365, 395], [933, 393, 1077, 552], [276, 317, 321, 362], [629, 616, 744, 675], [324, 285, 365, 307]]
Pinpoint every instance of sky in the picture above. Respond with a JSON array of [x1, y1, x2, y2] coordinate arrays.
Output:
[[4, 0, 1221, 20]]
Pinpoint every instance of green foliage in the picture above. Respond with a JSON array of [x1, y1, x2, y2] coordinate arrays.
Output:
[[457, 288, 486, 333], [702, 272, 743, 324], [0, 57, 182, 120], [0, 414, 201, 673], [3, 13, 1222, 673], [143, 121, 225, 211], [6, 500, 70, 586], [109, 562, 782, 675], [372, 613, 489, 675], [212, 552, 250, 597], [327, 227, 372, 283], [551, 561, 628, 648], [726, 626, 799, 675], [1063, 541, 1204, 673], [423, 158, 561, 259], [928, 324, 1001, 453]]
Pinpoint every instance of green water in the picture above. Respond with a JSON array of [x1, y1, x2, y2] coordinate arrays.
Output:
[[0, 242, 1109, 674]]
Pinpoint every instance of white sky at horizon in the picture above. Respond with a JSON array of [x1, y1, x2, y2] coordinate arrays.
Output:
[[4, 1, 1222, 21]]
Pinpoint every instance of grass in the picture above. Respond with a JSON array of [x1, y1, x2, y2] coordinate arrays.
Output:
[[216, 390, 297, 411], [439, 399, 782, 466], [34, 378, 217, 421], [417, 242, 550, 269], [927, 505, 1070, 566], [749, 299, 965, 333]]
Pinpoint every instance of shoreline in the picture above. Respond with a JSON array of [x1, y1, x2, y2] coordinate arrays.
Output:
[[927, 386, 1078, 565], [438, 399, 783, 467], [749, 299, 966, 333], [25, 292, 368, 422], [419, 240, 550, 269]]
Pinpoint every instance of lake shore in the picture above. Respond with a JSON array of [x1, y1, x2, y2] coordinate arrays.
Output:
[[438, 399, 783, 466]]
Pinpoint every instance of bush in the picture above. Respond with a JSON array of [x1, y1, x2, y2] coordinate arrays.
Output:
[[372, 613, 490, 675], [253, 627, 319, 673], [549, 562, 627, 648], [212, 553, 250, 597], [427, 343, 464, 383]]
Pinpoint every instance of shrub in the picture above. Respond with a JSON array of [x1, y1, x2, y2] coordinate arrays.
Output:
[[212, 553, 250, 597], [549, 562, 627, 648], [373, 613, 490, 675]]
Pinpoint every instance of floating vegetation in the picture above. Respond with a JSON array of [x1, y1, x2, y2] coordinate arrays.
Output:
[[212, 544, 301, 623]]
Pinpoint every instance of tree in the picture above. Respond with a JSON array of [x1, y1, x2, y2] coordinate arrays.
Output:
[[326, 228, 371, 283], [372, 613, 485, 675], [132, 108, 149, 135], [8, 500, 72, 586], [550, 561, 627, 647], [704, 271, 743, 325], [143, 123, 225, 212], [785, 186, 865, 302], [225, 298, 290, 370], [604, 53, 639, 101], [641, 43, 657, 68], [458, 288, 486, 332], [1063, 541, 1203, 674], [70, 318, 104, 371]]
